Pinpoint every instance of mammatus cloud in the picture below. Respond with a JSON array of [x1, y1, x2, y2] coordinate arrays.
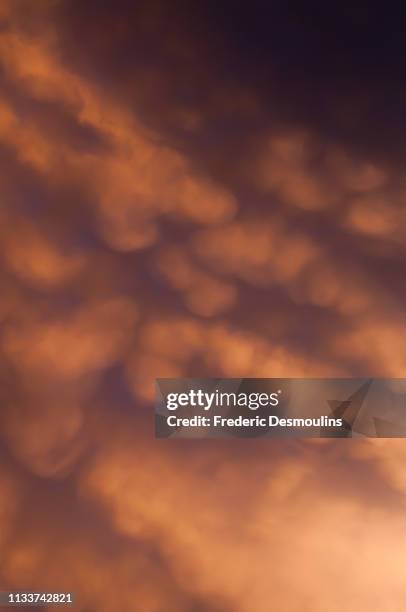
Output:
[[1, 2, 406, 611], [80, 435, 406, 612]]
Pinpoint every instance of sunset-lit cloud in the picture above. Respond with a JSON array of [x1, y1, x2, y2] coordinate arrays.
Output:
[[1, 2, 406, 611]]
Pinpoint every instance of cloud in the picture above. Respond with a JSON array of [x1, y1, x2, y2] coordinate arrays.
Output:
[[79, 433, 406, 612], [2, 217, 86, 288], [3, 298, 138, 380], [1, 2, 406, 611]]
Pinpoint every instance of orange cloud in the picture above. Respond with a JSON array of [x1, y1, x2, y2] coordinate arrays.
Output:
[[3, 298, 138, 380], [1, 4, 406, 612], [2, 218, 86, 288]]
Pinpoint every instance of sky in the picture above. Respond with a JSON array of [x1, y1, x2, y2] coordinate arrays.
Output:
[[1, 1, 406, 610]]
